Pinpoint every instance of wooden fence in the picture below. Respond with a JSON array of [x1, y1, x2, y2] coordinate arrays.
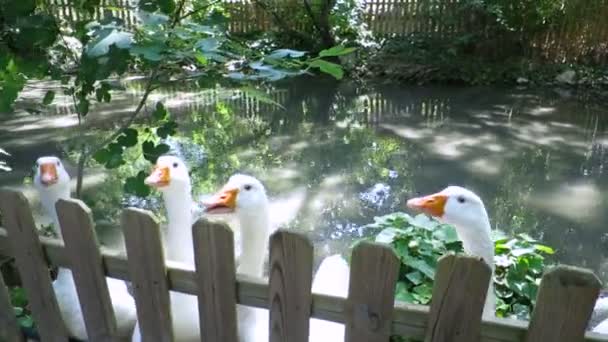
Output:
[[0, 188, 607, 341], [43, 0, 608, 64]]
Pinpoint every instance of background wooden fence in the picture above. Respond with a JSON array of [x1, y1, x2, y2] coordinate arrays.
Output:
[[0, 188, 607, 341], [43, 0, 608, 65]]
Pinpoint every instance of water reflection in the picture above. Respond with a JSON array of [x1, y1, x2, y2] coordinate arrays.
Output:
[[1, 78, 608, 279]]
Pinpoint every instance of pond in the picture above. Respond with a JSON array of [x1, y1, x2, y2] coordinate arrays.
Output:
[[2, 77, 608, 282]]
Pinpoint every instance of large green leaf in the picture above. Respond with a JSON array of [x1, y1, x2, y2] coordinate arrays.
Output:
[[319, 46, 357, 58], [124, 171, 151, 197], [308, 60, 344, 80]]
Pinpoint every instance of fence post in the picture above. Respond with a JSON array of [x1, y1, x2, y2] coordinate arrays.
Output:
[[122, 208, 174, 342], [269, 230, 314, 342], [192, 218, 238, 342], [56, 199, 118, 340], [0, 272, 24, 342], [0, 189, 69, 341], [345, 242, 399, 342], [525, 266, 601, 342], [424, 255, 491, 342]]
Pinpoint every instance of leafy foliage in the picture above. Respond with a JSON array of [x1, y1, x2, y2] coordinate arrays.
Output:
[[364, 212, 555, 320], [10, 287, 34, 330]]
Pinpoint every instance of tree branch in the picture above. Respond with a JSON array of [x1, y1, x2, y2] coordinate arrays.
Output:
[[75, 0, 187, 197], [250, 0, 316, 46], [178, 0, 222, 21]]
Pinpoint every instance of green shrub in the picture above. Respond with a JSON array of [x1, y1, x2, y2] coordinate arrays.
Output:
[[362, 212, 555, 320]]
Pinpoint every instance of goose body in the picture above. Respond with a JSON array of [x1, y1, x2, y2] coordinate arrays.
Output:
[[203, 174, 271, 342], [309, 254, 349, 341], [34, 156, 136, 340]]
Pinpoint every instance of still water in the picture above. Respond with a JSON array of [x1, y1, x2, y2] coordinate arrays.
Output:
[[2, 77, 608, 281]]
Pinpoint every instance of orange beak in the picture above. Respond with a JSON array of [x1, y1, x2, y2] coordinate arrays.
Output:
[[407, 192, 448, 218], [203, 188, 239, 214], [39, 163, 58, 186], [144, 166, 170, 188]]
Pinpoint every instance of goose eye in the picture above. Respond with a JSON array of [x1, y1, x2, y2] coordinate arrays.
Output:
[[173, 162, 178, 168], [56, 161, 61, 166], [457, 196, 465, 203], [244, 184, 252, 191]]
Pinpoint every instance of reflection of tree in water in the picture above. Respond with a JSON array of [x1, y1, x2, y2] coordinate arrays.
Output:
[[491, 148, 546, 234]]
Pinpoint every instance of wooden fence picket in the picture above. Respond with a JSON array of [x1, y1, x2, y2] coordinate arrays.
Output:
[[269, 230, 314, 342], [0, 189, 69, 341], [525, 266, 602, 342], [424, 255, 491, 342], [192, 218, 238, 342], [56, 199, 118, 340], [122, 208, 174, 342], [345, 242, 399, 342]]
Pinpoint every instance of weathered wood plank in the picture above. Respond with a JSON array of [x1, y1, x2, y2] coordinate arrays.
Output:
[[0, 227, 607, 342], [269, 230, 313, 342], [56, 199, 118, 341], [525, 266, 602, 342], [0, 189, 69, 341], [0, 272, 24, 342], [425, 255, 492, 342], [122, 208, 173, 342], [345, 242, 399, 342], [192, 218, 238, 342]]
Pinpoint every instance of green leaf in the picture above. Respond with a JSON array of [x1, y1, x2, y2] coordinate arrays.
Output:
[[13, 306, 23, 316], [404, 258, 435, 279], [85, 30, 133, 58], [308, 60, 344, 80], [268, 49, 307, 59], [17, 315, 34, 328], [511, 247, 535, 257], [130, 44, 164, 62], [241, 87, 285, 109], [42, 91, 55, 105], [152, 102, 168, 120], [432, 225, 459, 243], [534, 244, 554, 254], [117, 128, 138, 147], [196, 38, 220, 52], [157, 121, 178, 139], [124, 171, 151, 197], [405, 271, 423, 285], [375, 228, 397, 244], [76, 99, 90, 116], [93, 148, 110, 164], [142, 141, 170, 163], [395, 282, 415, 303], [194, 52, 208, 65], [10, 287, 28, 307], [319, 46, 357, 58]]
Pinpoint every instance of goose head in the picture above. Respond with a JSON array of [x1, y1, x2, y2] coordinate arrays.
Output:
[[203, 174, 269, 219], [406, 186, 490, 233], [33, 156, 70, 192], [144, 155, 191, 194]]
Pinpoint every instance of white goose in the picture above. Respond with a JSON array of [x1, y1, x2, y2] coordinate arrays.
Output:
[[203, 174, 272, 342], [33, 156, 137, 340], [407, 186, 496, 319], [204, 174, 350, 342], [407, 186, 608, 333], [132, 155, 200, 342]]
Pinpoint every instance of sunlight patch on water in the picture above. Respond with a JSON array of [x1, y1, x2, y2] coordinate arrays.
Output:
[[529, 182, 603, 222]]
